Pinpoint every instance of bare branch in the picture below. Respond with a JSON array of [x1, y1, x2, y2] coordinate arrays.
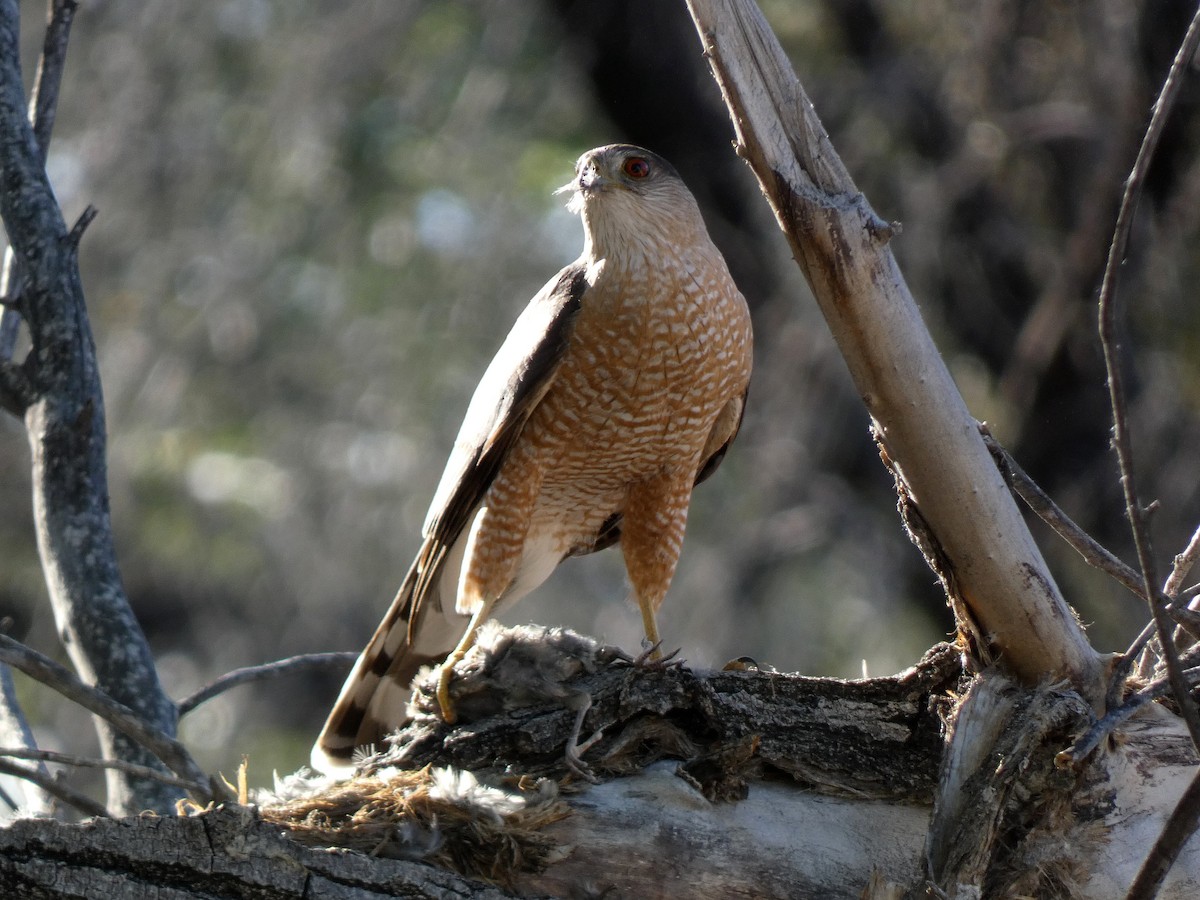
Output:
[[1171, 606, 1200, 641], [982, 429, 1145, 600], [177, 651, 359, 718], [0, 634, 220, 804], [0, 0, 183, 813], [0, 758, 108, 819], [1096, 4, 1200, 760], [28, 0, 79, 163], [0, 746, 197, 793], [1166, 525, 1200, 600], [64, 204, 96, 249], [683, 0, 1102, 699], [1062, 651, 1200, 766], [0, 0, 80, 360]]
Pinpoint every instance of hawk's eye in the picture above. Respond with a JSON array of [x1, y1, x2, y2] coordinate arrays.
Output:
[[622, 157, 651, 179]]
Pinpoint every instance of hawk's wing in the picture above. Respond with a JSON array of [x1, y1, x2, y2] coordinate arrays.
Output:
[[313, 263, 588, 770]]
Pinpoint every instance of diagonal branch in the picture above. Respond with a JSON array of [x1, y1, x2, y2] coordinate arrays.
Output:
[[982, 429, 1145, 600], [0, 758, 108, 819], [0, 634, 222, 805], [683, 0, 1103, 701], [1166, 525, 1200, 600], [177, 651, 359, 718], [0, 746, 198, 793]]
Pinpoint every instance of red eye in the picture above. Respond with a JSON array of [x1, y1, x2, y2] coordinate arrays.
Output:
[[622, 156, 651, 179]]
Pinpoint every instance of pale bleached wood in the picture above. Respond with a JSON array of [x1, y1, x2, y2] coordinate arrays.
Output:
[[518, 762, 927, 899], [681, 0, 1105, 703]]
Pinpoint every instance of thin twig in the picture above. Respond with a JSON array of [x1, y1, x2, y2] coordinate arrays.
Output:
[[1167, 525, 1200, 656], [29, 0, 79, 166], [0, 634, 220, 803], [0, 746, 199, 792], [65, 203, 96, 248], [1166, 525, 1200, 599], [1098, 5, 1200, 765], [982, 430, 1145, 599], [177, 651, 359, 718], [0, 758, 108, 818], [0, 0, 80, 359], [1062, 654, 1200, 765]]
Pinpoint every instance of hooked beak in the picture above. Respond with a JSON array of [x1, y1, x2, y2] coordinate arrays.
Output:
[[555, 161, 609, 199]]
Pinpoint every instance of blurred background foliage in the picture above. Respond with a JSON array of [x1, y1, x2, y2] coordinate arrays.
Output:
[[2, 0, 1199, 785]]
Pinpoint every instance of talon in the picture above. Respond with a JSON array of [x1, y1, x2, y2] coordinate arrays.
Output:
[[632, 642, 682, 670]]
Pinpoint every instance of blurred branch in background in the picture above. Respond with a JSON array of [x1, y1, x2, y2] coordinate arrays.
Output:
[[177, 650, 358, 718]]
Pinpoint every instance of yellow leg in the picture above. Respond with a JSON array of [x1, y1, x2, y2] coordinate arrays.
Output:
[[437, 600, 493, 724], [637, 593, 663, 661]]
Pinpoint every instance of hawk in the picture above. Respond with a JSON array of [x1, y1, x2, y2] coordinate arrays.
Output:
[[313, 144, 753, 772]]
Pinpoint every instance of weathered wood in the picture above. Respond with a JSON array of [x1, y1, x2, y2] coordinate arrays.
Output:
[[681, 0, 1106, 705], [3, 639, 1196, 898], [0, 804, 520, 900], [381, 631, 958, 803]]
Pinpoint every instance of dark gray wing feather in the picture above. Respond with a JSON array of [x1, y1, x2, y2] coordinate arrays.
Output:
[[313, 263, 587, 770]]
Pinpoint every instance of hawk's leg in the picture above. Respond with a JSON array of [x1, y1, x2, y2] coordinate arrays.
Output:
[[620, 474, 691, 661], [440, 453, 542, 723], [435, 598, 494, 724]]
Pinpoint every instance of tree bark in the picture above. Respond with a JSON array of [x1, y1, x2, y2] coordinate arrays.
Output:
[[0, 0, 179, 815], [0, 804, 519, 900]]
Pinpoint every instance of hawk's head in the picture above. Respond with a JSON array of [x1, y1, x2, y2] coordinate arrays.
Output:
[[559, 144, 706, 260]]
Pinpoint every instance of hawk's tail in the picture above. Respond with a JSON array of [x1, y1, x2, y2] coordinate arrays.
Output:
[[311, 552, 469, 773]]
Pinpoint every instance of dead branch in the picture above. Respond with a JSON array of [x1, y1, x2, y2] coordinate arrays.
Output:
[[0, 0, 79, 359], [1096, 1, 1200, 760], [0, 758, 108, 819], [983, 429, 1145, 599], [0, 634, 223, 805], [681, 0, 1103, 700], [177, 651, 359, 718], [0, 746, 199, 794]]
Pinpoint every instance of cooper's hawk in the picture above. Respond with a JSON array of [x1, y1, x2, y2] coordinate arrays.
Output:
[[313, 144, 753, 772]]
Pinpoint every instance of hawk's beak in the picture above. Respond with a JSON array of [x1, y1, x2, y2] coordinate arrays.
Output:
[[555, 162, 609, 199], [577, 164, 610, 194]]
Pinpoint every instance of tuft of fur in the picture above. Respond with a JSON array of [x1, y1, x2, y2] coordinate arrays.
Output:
[[261, 764, 568, 886], [405, 620, 629, 725]]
